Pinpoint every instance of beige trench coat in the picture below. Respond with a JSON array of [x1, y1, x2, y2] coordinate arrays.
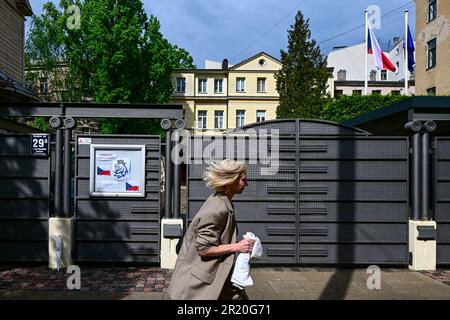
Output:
[[166, 192, 237, 300]]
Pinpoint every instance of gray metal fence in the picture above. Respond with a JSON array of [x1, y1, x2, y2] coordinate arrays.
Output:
[[187, 119, 409, 265], [0, 134, 50, 261], [434, 137, 450, 265], [74, 134, 161, 263]]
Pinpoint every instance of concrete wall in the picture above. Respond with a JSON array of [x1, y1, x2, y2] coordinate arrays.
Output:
[[415, 0, 450, 95]]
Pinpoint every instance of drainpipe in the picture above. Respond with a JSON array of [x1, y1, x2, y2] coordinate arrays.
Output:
[[421, 121, 437, 221], [161, 119, 172, 219], [405, 121, 422, 221]]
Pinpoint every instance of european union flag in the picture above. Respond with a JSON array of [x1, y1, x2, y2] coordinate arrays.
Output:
[[403, 25, 415, 73]]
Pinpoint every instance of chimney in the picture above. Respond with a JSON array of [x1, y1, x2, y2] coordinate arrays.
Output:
[[393, 37, 400, 46], [222, 59, 229, 70]]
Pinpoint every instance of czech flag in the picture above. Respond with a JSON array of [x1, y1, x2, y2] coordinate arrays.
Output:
[[368, 26, 396, 72], [97, 166, 110, 176], [126, 182, 139, 191]]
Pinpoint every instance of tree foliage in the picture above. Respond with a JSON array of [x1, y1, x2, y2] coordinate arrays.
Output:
[[275, 10, 330, 119], [320, 93, 410, 123], [25, 0, 194, 134]]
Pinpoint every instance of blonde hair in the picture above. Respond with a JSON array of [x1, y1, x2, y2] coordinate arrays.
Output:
[[203, 159, 246, 192]]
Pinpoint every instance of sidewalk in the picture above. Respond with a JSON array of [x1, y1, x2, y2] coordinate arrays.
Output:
[[1, 265, 450, 300]]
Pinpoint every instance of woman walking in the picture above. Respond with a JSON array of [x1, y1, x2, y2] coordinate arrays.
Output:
[[166, 159, 254, 300]]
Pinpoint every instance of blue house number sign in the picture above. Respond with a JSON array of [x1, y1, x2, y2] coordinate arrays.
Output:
[[31, 134, 50, 156]]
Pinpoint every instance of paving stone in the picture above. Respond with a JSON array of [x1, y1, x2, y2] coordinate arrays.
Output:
[[268, 280, 305, 293]]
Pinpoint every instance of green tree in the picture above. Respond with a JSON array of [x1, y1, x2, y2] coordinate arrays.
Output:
[[321, 93, 410, 123], [25, 0, 194, 134], [275, 10, 330, 119]]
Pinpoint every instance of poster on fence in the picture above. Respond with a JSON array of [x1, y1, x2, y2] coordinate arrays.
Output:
[[89, 144, 145, 197]]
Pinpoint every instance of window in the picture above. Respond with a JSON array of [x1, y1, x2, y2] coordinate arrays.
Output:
[[256, 78, 266, 93], [198, 111, 207, 129], [352, 90, 362, 96], [396, 62, 400, 74], [428, 38, 437, 69], [337, 69, 347, 81], [176, 77, 186, 92], [372, 90, 382, 95], [40, 78, 48, 94], [236, 78, 245, 92], [381, 70, 387, 81], [429, 0, 437, 22], [236, 110, 245, 127], [427, 87, 436, 96], [369, 70, 377, 81], [256, 110, 266, 123], [391, 90, 401, 95], [214, 111, 224, 129], [214, 79, 223, 93], [198, 78, 207, 93], [334, 90, 343, 97]]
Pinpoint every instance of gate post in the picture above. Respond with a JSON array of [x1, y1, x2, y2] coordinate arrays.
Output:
[[405, 121, 437, 271], [160, 119, 183, 269], [55, 128, 64, 216]]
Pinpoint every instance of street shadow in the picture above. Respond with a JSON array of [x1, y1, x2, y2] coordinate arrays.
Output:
[[319, 132, 356, 300]]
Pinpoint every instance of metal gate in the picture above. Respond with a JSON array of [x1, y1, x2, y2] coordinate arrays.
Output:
[[74, 134, 161, 263], [0, 134, 50, 261], [187, 119, 409, 265], [434, 137, 450, 265]]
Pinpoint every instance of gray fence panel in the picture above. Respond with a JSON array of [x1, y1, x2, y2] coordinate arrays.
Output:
[[187, 120, 409, 266], [434, 137, 450, 265], [0, 134, 50, 262], [74, 134, 161, 263]]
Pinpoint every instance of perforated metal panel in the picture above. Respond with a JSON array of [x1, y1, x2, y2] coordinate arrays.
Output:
[[74, 135, 161, 263], [0, 134, 50, 262], [188, 119, 409, 265], [434, 137, 450, 265]]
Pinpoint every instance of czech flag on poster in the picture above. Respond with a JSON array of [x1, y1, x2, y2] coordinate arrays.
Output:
[[97, 166, 110, 176], [126, 182, 139, 191]]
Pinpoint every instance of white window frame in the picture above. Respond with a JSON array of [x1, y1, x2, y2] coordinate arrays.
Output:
[[214, 111, 224, 129], [40, 78, 48, 94], [198, 78, 207, 93], [256, 110, 266, 123], [236, 78, 245, 92], [176, 77, 186, 93], [214, 79, 223, 93], [198, 110, 207, 129], [257, 78, 266, 92], [236, 110, 245, 127]]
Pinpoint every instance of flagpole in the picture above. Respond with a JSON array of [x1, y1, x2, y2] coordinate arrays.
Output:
[[365, 10, 368, 96], [405, 10, 409, 96]]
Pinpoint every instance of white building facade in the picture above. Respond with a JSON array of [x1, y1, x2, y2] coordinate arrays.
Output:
[[327, 38, 416, 97]]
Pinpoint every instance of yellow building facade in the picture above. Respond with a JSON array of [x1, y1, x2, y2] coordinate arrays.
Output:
[[415, 0, 450, 95], [171, 52, 281, 135]]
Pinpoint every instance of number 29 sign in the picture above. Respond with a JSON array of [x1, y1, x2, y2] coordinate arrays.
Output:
[[31, 134, 50, 156]]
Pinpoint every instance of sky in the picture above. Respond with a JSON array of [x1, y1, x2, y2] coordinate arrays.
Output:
[[26, 0, 416, 67]]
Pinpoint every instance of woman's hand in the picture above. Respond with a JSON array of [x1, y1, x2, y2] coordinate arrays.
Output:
[[235, 238, 255, 253]]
